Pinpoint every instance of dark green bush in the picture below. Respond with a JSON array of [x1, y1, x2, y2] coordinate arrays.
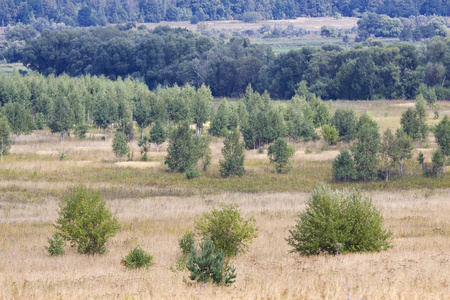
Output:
[[186, 166, 201, 179], [55, 186, 121, 255], [45, 232, 65, 256], [121, 246, 154, 269], [179, 231, 195, 255], [186, 237, 236, 285], [195, 204, 258, 257], [287, 184, 392, 256]]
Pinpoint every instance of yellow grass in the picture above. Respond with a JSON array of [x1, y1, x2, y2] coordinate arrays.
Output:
[[0, 189, 449, 299]]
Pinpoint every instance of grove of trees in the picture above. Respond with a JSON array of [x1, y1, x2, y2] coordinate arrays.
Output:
[[3, 0, 450, 27], [3, 25, 450, 101]]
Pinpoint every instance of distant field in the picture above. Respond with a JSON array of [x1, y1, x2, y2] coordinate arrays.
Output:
[[0, 63, 28, 75], [142, 17, 358, 32]]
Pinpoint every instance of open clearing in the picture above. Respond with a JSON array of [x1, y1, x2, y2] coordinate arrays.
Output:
[[0, 100, 449, 299]]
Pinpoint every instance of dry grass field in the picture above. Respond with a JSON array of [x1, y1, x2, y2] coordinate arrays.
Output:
[[0, 100, 449, 299], [142, 17, 358, 33]]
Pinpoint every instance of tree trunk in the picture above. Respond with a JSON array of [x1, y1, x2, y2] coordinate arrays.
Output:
[[104, 127, 107, 141], [61, 132, 64, 143], [386, 163, 389, 182], [156, 143, 159, 152], [400, 159, 403, 176], [110, 123, 113, 140]]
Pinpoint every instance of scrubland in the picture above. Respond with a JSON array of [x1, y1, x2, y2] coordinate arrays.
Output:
[[0, 100, 449, 299]]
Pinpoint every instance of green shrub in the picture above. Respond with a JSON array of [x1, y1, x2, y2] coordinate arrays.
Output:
[[121, 246, 154, 269], [195, 204, 258, 257], [55, 186, 121, 255], [186, 237, 236, 285], [45, 232, 65, 256], [287, 184, 392, 256], [185, 166, 201, 179], [179, 231, 195, 255]]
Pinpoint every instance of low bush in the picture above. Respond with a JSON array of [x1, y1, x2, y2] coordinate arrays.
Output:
[[45, 232, 65, 256], [195, 204, 258, 257], [179, 231, 195, 255], [287, 184, 392, 256], [121, 246, 154, 269], [55, 186, 121, 255], [186, 166, 201, 179], [186, 237, 236, 285]]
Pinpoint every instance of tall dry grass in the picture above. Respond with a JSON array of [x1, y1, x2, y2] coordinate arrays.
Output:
[[0, 189, 449, 299]]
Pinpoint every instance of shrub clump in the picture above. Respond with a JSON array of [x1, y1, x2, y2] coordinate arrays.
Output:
[[287, 184, 392, 256], [186, 237, 236, 286], [45, 232, 65, 256], [55, 186, 121, 255], [195, 204, 258, 257], [121, 246, 154, 269]]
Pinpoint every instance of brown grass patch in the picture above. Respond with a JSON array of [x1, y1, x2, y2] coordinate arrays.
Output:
[[0, 189, 449, 299]]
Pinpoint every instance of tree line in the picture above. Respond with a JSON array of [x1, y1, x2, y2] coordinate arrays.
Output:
[[2, 0, 450, 27], [0, 71, 448, 180], [6, 26, 450, 101]]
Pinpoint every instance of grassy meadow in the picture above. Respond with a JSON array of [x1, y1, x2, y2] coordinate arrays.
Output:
[[0, 100, 449, 299]]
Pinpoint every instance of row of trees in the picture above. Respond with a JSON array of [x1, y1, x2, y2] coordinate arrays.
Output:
[[2, 0, 449, 27], [332, 99, 450, 181], [0, 70, 448, 181], [13, 25, 450, 100]]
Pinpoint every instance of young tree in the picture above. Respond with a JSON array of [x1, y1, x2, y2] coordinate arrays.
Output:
[[0, 116, 12, 161], [332, 150, 356, 182], [112, 131, 129, 162], [321, 124, 339, 145], [138, 136, 151, 161], [55, 186, 121, 255], [434, 115, 450, 172], [332, 108, 357, 143], [219, 129, 245, 178], [380, 129, 398, 182], [164, 121, 198, 172], [149, 120, 166, 152], [191, 84, 213, 134], [134, 98, 152, 140], [210, 99, 230, 138], [195, 133, 212, 171], [395, 128, 414, 176], [400, 107, 420, 143], [353, 115, 380, 182], [48, 97, 74, 143], [267, 138, 295, 173]]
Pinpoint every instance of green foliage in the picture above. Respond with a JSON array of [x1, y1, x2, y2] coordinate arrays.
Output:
[[0, 116, 12, 161], [332, 150, 356, 182], [179, 231, 195, 255], [186, 237, 236, 286], [138, 136, 151, 161], [45, 232, 65, 256], [219, 129, 245, 178], [149, 120, 167, 152], [194, 133, 212, 171], [186, 166, 201, 179], [121, 246, 154, 269], [74, 124, 88, 139], [55, 186, 121, 255], [267, 138, 294, 173], [112, 131, 129, 162], [353, 114, 380, 182], [332, 108, 357, 143], [195, 204, 258, 257], [321, 124, 339, 145], [287, 184, 392, 256], [434, 115, 450, 157], [165, 122, 198, 173], [429, 149, 445, 177]]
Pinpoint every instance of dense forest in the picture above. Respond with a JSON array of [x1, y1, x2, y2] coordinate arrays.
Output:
[[2, 24, 448, 101], [1, 0, 450, 27]]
